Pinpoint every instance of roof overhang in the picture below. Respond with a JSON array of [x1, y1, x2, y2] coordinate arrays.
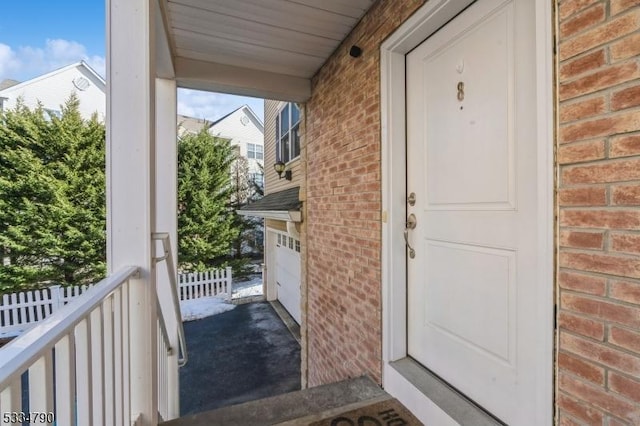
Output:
[[158, 0, 375, 101], [237, 209, 302, 222], [238, 187, 302, 222]]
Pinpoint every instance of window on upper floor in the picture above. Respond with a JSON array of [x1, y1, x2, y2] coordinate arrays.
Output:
[[250, 172, 264, 188], [276, 102, 300, 163], [247, 143, 263, 160]]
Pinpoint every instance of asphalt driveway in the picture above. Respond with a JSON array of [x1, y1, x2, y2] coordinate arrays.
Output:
[[179, 301, 301, 416]]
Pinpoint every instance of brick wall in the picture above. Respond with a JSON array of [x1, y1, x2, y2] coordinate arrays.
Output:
[[304, 0, 426, 386], [557, 1, 640, 424], [303, 0, 640, 420]]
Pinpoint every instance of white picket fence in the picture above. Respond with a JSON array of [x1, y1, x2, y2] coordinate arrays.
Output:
[[0, 267, 233, 336], [0, 284, 94, 336], [178, 267, 233, 302]]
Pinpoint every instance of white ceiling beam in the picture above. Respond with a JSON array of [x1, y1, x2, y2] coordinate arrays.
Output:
[[175, 57, 311, 102]]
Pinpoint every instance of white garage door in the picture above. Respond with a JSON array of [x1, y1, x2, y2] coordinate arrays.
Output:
[[276, 234, 301, 324]]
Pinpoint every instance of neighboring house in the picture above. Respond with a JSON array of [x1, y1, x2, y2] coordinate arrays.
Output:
[[0, 61, 106, 121], [209, 105, 265, 190], [239, 101, 303, 323], [178, 105, 264, 188]]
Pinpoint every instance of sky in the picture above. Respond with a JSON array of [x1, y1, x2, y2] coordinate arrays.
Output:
[[0, 2, 264, 122]]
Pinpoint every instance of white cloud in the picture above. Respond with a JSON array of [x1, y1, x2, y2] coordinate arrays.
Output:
[[0, 39, 106, 82], [0, 44, 21, 78], [178, 88, 264, 122]]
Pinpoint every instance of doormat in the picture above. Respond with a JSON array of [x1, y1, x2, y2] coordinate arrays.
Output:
[[308, 398, 423, 426]]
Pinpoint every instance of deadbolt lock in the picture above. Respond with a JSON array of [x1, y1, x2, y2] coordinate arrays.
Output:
[[406, 213, 417, 230], [407, 192, 416, 206]]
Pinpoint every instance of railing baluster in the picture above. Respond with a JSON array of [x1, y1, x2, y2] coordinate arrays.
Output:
[[54, 334, 76, 425], [113, 288, 124, 426], [91, 307, 105, 425], [29, 352, 54, 420], [0, 379, 21, 413], [75, 318, 93, 426], [103, 296, 115, 426], [123, 280, 131, 426]]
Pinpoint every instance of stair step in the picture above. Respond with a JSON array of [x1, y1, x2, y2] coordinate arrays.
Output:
[[161, 376, 389, 426]]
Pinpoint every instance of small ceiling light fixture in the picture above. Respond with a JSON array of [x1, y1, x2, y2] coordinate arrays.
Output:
[[274, 161, 292, 181], [349, 45, 362, 58]]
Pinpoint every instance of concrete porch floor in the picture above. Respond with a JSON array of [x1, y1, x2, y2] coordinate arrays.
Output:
[[162, 376, 422, 425]]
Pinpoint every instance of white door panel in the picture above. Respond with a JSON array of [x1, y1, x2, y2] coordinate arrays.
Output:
[[406, 0, 539, 424], [276, 244, 301, 324]]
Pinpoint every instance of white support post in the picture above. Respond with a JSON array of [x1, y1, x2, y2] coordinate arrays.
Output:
[[155, 77, 180, 420], [106, 0, 158, 424]]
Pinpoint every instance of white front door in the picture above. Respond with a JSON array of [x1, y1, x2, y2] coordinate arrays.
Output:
[[406, 0, 541, 424]]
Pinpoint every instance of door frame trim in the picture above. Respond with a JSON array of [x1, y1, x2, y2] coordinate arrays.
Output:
[[380, 0, 555, 423]]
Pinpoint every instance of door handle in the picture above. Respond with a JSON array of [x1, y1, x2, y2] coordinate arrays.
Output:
[[404, 213, 417, 259]]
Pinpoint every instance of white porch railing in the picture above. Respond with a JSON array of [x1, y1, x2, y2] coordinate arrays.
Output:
[[0, 234, 187, 425], [178, 267, 232, 301], [0, 267, 232, 337], [0, 284, 94, 336], [0, 267, 139, 425]]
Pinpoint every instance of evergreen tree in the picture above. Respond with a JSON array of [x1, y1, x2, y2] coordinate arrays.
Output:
[[177, 129, 240, 271], [229, 156, 264, 263], [0, 96, 106, 291]]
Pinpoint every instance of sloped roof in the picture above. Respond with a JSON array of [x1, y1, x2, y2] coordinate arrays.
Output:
[[211, 104, 263, 129], [0, 61, 105, 95], [0, 79, 20, 91], [238, 187, 302, 222], [241, 187, 301, 212]]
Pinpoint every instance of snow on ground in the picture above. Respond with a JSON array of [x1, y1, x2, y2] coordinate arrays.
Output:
[[232, 274, 263, 299], [180, 296, 236, 322], [179, 273, 262, 322]]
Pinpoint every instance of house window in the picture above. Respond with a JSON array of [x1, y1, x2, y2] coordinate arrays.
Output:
[[250, 172, 264, 188], [276, 103, 300, 163], [295, 240, 300, 253], [247, 143, 263, 160]]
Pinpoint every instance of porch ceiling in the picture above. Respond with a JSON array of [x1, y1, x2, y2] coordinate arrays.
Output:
[[160, 0, 375, 101]]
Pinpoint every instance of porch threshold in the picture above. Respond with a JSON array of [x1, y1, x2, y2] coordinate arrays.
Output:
[[161, 376, 396, 426], [390, 358, 505, 426]]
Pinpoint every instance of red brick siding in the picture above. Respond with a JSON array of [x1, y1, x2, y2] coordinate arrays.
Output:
[[558, 1, 640, 424], [302, 0, 640, 421], [304, 0, 426, 386]]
